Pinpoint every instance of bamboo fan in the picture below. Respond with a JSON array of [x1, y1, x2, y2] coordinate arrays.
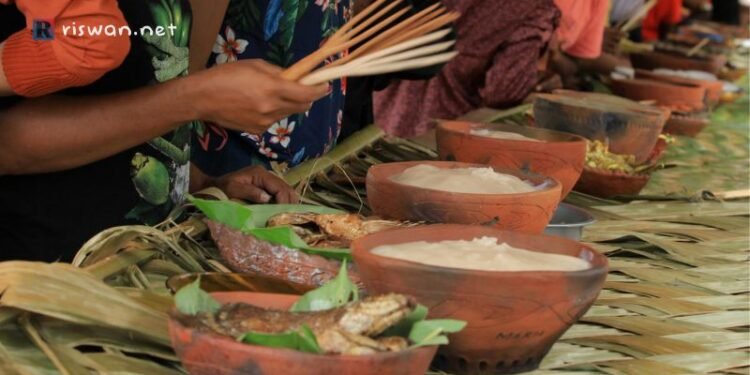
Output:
[[279, 0, 460, 85]]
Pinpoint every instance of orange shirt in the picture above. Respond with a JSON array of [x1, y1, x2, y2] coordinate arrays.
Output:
[[641, 0, 683, 41], [553, 0, 609, 58], [0, 0, 130, 97]]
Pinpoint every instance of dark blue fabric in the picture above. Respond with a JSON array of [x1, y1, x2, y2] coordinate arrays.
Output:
[[193, 0, 350, 176]]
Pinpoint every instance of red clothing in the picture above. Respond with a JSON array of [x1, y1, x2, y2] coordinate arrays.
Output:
[[374, 0, 559, 138], [1, 0, 130, 97], [641, 0, 683, 41], [553, 0, 609, 58]]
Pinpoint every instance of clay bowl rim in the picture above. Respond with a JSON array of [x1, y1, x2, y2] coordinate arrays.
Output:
[[168, 291, 439, 362], [533, 92, 667, 118], [351, 223, 608, 279], [633, 68, 722, 87], [612, 77, 706, 91], [367, 160, 562, 199], [436, 120, 588, 145], [581, 166, 652, 179]]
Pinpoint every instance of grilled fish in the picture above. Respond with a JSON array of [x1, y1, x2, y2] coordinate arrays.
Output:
[[190, 294, 414, 355]]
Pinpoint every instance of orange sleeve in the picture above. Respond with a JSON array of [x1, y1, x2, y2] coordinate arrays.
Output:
[[1, 0, 131, 97], [564, 0, 608, 59]]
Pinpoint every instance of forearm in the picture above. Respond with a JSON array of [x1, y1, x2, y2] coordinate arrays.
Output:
[[0, 77, 198, 175]]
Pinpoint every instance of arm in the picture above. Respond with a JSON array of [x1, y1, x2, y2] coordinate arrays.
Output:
[[0, 59, 327, 175], [1, 0, 130, 97]]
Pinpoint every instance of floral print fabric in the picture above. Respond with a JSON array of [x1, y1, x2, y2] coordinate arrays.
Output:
[[192, 0, 350, 176]]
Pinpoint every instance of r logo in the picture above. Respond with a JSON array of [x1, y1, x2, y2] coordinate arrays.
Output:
[[32, 19, 54, 41]]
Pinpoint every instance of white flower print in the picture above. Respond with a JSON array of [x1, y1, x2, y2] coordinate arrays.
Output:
[[258, 141, 278, 159], [267, 118, 296, 148], [315, 0, 329, 9], [212, 26, 249, 64]]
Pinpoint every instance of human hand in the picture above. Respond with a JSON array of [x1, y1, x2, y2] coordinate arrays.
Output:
[[214, 165, 299, 204], [191, 59, 328, 134], [602, 27, 624, 55]]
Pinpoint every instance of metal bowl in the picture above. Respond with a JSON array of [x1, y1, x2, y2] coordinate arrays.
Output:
[[543, 203, 596, 241]]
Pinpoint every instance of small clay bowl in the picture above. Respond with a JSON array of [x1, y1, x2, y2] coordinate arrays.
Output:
[[169, 292, 438, 375], [630, 50, 727, 75], [634, 69, 723, 107], [352, 224, 608, 375], [366, 161, 562, 234], [609, 78, 707, 109], [533, 92, 668, 164], [663, 115, 710, 137], [719, 68, 747, 82], [435, 121, 586, 199], [574, 168, 651, 198]]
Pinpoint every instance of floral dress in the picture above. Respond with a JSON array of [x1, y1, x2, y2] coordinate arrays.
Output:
[[192, 0, 351, 176]]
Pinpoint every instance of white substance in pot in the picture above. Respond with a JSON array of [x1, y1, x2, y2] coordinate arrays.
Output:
[[470, 129, 543, 142], [372, 236, 590, 272], [390, 165, 538, 194]]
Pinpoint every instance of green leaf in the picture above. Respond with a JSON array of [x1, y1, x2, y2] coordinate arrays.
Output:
[[174, 277, 220, 315], [409, 319, 467, 348], [239, 325, 322, 354], [188, 196, 253, 231], [290, 261, 358, 312], [381, 304, 429, 337]]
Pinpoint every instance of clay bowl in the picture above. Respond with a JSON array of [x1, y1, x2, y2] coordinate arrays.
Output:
[[366, 161, 562, 234], [719, 68, 747, 82], [574, 168, 651, 198], [435, 121, 586, 199], [634, 69, 723, 107], [630, 50, 727, 75], [533, 93, 668, 164], [609, 78, 707, 109], [352, 224, 608, 375], [169, 292, 438, 375], [663, 114, 710, 137]]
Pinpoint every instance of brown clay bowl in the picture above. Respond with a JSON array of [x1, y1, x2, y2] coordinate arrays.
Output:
[[634, 69, 723, 107], [630, 50, 727, 75], [366, 161, 562, 234], [609, 78, 707, 110], [169, 292, 438, 375], [352, 224, 608, 375], [532, 92, 668, 164], [663, 115, 710, 137], [719, 68, 747, 82], [435, 121, 586, 199], [574, 168, 651, 198]]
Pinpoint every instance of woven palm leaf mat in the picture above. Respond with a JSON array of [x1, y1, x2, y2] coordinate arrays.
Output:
[[0, 101, 748, 374]]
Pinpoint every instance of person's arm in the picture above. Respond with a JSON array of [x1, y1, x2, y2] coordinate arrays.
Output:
[[0, 59, 327, 175], [0, 0, 130, 97]]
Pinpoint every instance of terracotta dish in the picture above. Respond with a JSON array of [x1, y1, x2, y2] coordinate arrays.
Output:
[[169, 292, 438, 375], [436, 121, 586, 199], [352, 224, 608, 375], [634, 69, 722, 107], [609, 78, 707, 110], [366, 161, 562, 234], [574, 168, 651, 198], [663, 114, 710, 137], [630, 50, 727, 75], [533, 92, 668, 164]]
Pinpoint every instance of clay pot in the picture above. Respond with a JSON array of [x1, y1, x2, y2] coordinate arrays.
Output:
[[609, 78, 707, 110], [366, 161, 562, 234], [533, 92, 668, 164], [719, 68, 747, 82], [634, 69, 723, 107], [435, 121, 586, 199], [351, 224, 608, 375], [663, 115, 710, 137], [574, 168, 651, 198], [169, 292, 438, 375], [630, 50, 727, 75]]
